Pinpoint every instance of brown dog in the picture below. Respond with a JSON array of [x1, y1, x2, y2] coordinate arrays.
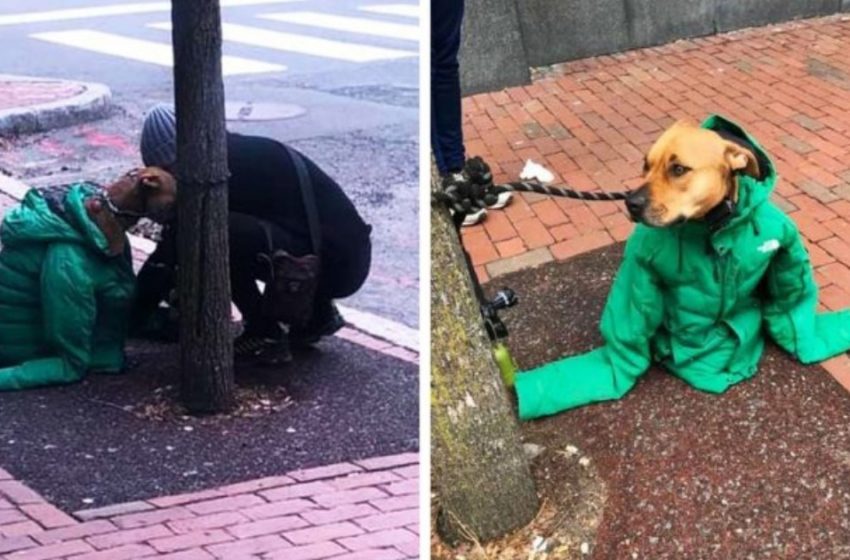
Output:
[[511, 115, 850, 420], [625, 120, 761, 227], [85, 166, 177, 255]]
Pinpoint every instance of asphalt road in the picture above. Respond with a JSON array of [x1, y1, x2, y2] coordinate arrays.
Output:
[[0, 0, 420, 328]]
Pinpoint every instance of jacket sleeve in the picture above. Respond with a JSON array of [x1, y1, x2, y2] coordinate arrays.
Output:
[[0, 244, 96, 390], [763, 219, 850, 364], [515, 230, 664, 420]]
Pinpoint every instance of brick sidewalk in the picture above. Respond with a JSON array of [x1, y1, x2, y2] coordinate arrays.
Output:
[[460, 13, 850, 390], [0, 453, 418, 559]]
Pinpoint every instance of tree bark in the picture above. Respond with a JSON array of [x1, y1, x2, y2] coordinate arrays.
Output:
[[431, 164, 539, 544], [171, 0, 235, 413]]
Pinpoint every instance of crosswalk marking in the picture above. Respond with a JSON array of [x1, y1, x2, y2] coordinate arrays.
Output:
[[30, 30, 285, 76], [260, 11, 418, 41], [149, 21, 416, 63], [358, 4, 419, 18], [0, 0, 302, 27]]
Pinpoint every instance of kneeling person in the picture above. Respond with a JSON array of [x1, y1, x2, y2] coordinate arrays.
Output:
[[135, 105, 373, 363]]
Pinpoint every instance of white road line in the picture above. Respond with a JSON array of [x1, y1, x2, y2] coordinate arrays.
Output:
[[149, 22, 416, 63], [30, 30, 285, 76], [0, 0, 302, 26], [260, 12, 418, 41], [358, 4, 419, 18]]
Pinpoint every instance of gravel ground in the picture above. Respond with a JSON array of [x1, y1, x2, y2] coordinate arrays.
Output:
[[0, 337, 418, 511], [487, 244, 850, 559]]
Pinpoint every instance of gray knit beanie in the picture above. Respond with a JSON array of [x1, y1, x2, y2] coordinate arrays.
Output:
[[140, 104, 177, 168]]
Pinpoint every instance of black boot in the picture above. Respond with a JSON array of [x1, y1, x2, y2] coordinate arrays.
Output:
[[234, 321, 293, 366], [290, 300, 346, 346]]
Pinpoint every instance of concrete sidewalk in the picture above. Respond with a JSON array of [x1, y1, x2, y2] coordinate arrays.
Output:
[[0, 75, 111, 136], [0, 454, 418, 559], [460, 13, 850, 392]]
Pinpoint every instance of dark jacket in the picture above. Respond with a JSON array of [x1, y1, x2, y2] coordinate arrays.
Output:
[[135, 133, 371, 317], [159, 133, 371, 259], [223, 133, 371, 255]]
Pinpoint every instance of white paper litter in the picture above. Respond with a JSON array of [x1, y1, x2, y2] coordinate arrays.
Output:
[[520, 159, 555, 183]]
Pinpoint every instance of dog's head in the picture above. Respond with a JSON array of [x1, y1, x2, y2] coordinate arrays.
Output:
[[138, 167, 177, 224], [109, 166, 177, 224], [626, 120, 760, 227], [85, 166, 177, 255]]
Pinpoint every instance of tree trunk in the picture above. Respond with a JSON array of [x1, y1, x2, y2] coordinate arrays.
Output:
[[171, 0, 235, 413], [431, 164, 539, 544]]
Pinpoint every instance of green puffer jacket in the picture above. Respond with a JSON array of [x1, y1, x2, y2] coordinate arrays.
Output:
[[516, 115, 850, 420], [0, 184, 135, 391]]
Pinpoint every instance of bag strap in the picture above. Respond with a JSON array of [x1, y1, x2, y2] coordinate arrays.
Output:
[[256, 219, 276, 278], [285, 146, 321, 255]]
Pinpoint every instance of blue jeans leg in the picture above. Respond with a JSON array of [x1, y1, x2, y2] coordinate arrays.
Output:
[[431, 0, 465, 175]]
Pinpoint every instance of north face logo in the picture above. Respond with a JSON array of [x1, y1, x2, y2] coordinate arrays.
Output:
[[757, 239, 780, 253]]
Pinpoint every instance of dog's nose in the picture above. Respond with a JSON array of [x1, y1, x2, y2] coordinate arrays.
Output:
[[626, 188, 648, 221]]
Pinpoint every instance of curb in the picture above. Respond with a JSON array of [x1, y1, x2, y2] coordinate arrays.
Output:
[[337, 304, 419, 352], [0, 74, 112, 136]]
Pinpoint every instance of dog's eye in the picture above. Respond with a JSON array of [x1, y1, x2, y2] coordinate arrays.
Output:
[[670, 164, 690, 177]]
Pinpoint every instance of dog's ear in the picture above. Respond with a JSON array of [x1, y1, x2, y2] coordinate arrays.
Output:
[[138, 169, 165, 190], [724, 142, 760, 178]]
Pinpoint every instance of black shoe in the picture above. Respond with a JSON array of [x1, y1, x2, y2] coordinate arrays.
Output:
[[463, 156, 493, 186], [464, 156, 512, 209], [290, 302, 346, 346], [234, 326, 293, 366], [440, 169, 467, 191], [441, 169, 488, 227]]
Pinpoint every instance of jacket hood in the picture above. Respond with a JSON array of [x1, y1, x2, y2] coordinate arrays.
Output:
[[0, 183, 111, 254], [700, 114, 777, 229]]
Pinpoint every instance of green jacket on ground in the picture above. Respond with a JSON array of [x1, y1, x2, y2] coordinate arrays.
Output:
[[516, 115, 850, 420], [0, 184, 135, 391]]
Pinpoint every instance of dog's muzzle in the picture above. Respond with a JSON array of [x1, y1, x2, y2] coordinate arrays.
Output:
[[98, 190, 147, 220], [625, 186, 649, 222]]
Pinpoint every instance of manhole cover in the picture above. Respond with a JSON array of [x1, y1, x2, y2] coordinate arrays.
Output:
[[224, 101, 306, 122]]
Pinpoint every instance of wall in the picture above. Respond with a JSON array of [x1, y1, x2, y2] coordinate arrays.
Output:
[[460, 0, 846, 94]]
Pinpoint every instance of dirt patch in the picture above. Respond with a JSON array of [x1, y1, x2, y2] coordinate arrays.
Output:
[[435, 243, 850, 558], [105, 382, 293, 423], [432, 445, 606, 559]]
